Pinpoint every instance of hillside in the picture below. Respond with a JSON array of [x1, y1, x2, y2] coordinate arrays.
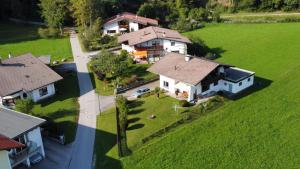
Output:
[[121, 23, 300, 169]]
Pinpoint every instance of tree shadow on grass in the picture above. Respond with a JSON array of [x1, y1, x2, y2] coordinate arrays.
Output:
[[128, 100, 145, 108], [127, 123, 145, 130], [128, 109, 145, 115], [94, 127, 123, 169], [222, 76, 273, 100], [208, 47, 226, 60], [128, 117, 141, 124]]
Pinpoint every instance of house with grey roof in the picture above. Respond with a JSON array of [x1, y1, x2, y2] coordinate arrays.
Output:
[[118, 26, 191, 62], [0, 53, 63, 105], [0, 107, 46, 168], [148, 53, 255, 102]]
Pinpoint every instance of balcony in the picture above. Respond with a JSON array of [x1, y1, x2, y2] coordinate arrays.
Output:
[[133, 45, 164, 59], [9, 141, 41, 167]]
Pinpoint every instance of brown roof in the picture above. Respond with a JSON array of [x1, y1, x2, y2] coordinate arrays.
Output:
[[118, 26, 191, 46], [0, 135, 24, 150], [0, 53, 63, 96], [148, 53, 220, 85], [104, 12, 158, 26]]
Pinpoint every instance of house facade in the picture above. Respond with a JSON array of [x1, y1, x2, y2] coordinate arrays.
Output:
[[103, 12, 158, 36], [0, 107, 46, 168], [148, 53, 255, 102], [0, 53, 63, 106], [118, 26, 191, 62]]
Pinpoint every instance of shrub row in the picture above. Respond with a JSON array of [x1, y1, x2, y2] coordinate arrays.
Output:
[[141, 95, 225, 145]]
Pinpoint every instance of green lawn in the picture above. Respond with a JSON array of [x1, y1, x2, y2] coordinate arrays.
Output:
[[32, 72, 80, 144], [94, 94, 188, 169], [0, 22, 73, 62], [89, 63, 157, 96], [120, 23, 300, 169]]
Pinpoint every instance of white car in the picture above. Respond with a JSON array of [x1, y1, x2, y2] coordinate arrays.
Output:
[[131, 87, 151, 98]]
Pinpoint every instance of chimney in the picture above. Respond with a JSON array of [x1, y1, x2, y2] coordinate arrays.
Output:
[[185, 55, 191, 62]]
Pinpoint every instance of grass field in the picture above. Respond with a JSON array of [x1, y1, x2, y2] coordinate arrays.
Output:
[[93, 94, 187, 169], [221, 12, 300, 23], [120, 23, 300, 169], [32, 72, 80, 144], [0, 22, 73, 62]]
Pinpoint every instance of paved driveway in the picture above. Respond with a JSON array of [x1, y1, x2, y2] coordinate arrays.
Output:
[[122, 80, 159, 99], [16, 139, 72, 169]]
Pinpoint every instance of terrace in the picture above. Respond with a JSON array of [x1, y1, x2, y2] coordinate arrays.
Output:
[[9, 140, 41, 167], [133, 45, 165, 61]]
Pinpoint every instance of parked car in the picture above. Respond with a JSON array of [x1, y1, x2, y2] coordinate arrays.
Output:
[[29, 153, 43, 165], [131, 87, 151, 98]]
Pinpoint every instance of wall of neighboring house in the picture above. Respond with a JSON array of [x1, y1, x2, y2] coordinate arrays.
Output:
[[26, 127, 45, 157], [30, 83, 56, 102], [103, 22, 119, 35], [0, 151, 12, 169], [221, 75, 254, 93], [129, 21, 139, 32], [160, 75, 177, 93], [122, 39, 187, 55], [121, 44, 135, 52], [163, 40, 187, 54]]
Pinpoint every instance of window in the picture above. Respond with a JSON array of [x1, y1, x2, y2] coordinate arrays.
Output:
[[107, 30, 116, 34], [239, 82, 243, 86], [171, 41, 175, 46], [39, 87, 48, 97], [214, 81, 218, 86], [152, 41, 160, 46], [163, 81, 169, 88], [224, 82, 227, 86], [248, 78, 251, 82], [22, 93, 28, 99], [202, 85, 209, 92]]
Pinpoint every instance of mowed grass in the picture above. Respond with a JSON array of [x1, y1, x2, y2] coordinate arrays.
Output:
[[94, 95, 186, 169], [121, 23, 300, 169], [32, 72, 80, 144], [0, 22, 73, 61]]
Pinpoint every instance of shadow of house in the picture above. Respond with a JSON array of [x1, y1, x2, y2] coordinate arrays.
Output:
[[222, 76, 273, 100], [207, 47, 226, 60]]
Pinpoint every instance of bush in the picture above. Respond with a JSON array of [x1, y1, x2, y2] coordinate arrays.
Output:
[[38, 28, 50, 38], [179, 100, 190, 107], [15, 99, 34, 114], [38, 27, 61, 38], [181, 112, 192, 121]]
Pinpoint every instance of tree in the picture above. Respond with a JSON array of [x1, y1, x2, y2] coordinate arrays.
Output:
[[91, 50, 129, 78], [39, 0, 67, 34], [15, 99, 34, 115], [188, 8, 209, 22]]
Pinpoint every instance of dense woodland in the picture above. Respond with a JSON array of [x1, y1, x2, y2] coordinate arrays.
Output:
[[1, 0, 300, 22]]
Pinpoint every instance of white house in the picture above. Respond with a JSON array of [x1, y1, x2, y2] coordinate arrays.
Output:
[[0, 107, 46, 168], [103, 12, 158, 36], [148, 53, 255, 102], [0, 53, 63, 106], [118, 26, 191, 62]]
